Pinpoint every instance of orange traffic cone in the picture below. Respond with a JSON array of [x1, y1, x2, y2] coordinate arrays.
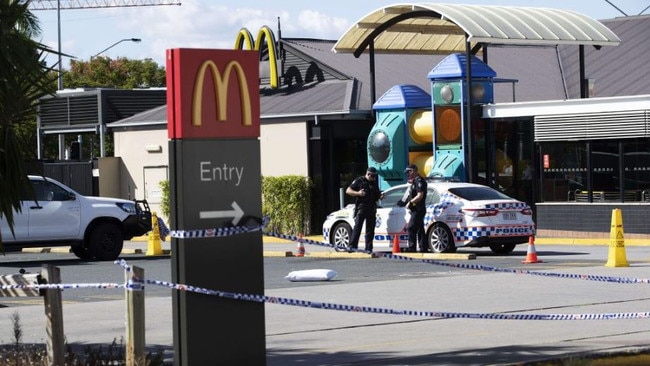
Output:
[[296, 233, 305, 257], [392, 233, 400, 254], [522, 236, 542, 264]]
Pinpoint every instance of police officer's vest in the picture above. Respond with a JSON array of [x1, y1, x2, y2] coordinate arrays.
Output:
[[353, 177, 380, 206], [407, 176, 427, 212]]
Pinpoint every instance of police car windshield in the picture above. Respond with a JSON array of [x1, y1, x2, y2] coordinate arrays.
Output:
[[448, 186, 512, 201]]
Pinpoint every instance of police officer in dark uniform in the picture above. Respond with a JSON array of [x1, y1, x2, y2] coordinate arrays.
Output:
[[399, 164, 428, 252], [346, 167, 383, 252]]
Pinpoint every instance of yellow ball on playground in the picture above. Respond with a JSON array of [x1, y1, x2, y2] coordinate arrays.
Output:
[[409, 153, 434, 176]]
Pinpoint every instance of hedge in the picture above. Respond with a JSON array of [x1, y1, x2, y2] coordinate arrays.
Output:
[[159, 176, 313, 235]]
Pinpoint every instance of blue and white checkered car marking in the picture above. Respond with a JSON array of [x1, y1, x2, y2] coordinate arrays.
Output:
[[424, 192, 535, 245], [424, 191, 459, 226], [322, 208, 354, 242], [452, 225, 535, 242], [323, 227, 331, 241]]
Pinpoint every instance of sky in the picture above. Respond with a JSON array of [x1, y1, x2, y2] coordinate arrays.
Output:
[[31, 0, 646, 70]]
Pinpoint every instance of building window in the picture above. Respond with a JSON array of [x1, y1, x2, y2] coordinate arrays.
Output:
[[541, 142, 586, 202], [623, 140, 650, 201], [540, 139, 650, 202]]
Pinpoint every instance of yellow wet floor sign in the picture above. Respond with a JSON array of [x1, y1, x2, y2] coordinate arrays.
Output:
[[605, 208, 629, 267], [147, 212, 163, 256]]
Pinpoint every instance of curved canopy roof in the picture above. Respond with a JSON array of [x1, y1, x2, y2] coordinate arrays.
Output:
[[333, 3, 620, 57]]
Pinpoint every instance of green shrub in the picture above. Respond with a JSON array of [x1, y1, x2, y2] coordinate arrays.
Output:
[[160, 175, 314, 234], [262, 175, 312, 235], [159, 180, 170, 219]]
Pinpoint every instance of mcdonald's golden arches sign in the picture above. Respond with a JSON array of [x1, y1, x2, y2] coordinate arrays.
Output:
[[166, 49, 260, 139]]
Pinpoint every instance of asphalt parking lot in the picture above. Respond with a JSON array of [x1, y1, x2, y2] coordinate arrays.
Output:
[[6, 236, 650, 365]]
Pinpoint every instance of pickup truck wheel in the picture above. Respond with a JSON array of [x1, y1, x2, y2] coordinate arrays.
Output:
[[71, 244, 93, 260], [89, 223, 124, 261]]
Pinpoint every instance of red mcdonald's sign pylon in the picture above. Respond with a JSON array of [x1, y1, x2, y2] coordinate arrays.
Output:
[[522, 236, 542, 264]]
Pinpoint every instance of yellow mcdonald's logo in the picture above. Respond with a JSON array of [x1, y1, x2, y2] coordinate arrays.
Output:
[[234, 25, 279, 89], [192, 60, 252, 127]]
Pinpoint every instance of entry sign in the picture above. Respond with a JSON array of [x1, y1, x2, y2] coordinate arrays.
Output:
[[166, 49, 265, 365]]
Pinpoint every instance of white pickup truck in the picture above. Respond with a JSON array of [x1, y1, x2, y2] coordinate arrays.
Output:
[[0, 175, 152, 261]]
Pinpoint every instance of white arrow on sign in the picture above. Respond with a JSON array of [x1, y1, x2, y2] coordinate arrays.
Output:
[[199, 201, 244, 225]]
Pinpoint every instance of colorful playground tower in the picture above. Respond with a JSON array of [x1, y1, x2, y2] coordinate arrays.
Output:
[[368, 53, 496, 190]]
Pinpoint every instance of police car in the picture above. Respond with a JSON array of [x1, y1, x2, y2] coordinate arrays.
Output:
[[322, 181, 535, 254]]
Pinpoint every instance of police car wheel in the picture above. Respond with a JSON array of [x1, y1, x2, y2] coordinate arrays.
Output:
[[489, 243, 516, 254], [428, 224, 455, 253], [332, 222, 352, 252]]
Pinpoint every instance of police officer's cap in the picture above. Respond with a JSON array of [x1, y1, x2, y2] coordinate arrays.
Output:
[[366, 167, 378, 175], [404, 164, 418, 173]]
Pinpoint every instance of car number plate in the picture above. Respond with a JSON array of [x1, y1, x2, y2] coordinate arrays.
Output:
[[502, 212, 517, 220]]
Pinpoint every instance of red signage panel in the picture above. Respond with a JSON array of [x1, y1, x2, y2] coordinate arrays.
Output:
[[543, 154, 550, 169], [166, 49, 260, 139]]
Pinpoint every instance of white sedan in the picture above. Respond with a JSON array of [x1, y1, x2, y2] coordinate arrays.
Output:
[[322, 181, 535, 254]]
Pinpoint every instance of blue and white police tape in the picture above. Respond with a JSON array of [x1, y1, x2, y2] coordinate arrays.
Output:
[[380, 253, 650, 284], [170, 225, 261, 239], [168, 216, 269, 239], [124, 269, 650, 320], [0, 279, 137, 293], [0, 282, 124, 291], [114, 258, 145, 290], [148, 219, 650, 286], [141, 276, 650, 320], [3, 259, 650, 321], [4, 277, 648, 320], [267, 231, 650, 285]]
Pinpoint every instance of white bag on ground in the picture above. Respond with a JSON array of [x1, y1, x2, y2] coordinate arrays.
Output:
[[285, 269, 337, 282]]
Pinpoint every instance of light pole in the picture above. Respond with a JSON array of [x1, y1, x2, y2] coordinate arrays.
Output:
[[89, 37, 141, 158], [91, 38, 142, 59], [57, 0, 62, 90]]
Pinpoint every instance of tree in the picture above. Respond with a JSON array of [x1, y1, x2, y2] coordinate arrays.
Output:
[[0, 0, 58, 251], [63, 57, 166, 89], [32, 57, 166, 159]]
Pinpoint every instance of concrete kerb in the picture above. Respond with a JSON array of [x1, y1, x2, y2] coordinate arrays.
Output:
[[115, 234, 650, 246], [261, 251, 475, 259], [20, 246, 170, 255], [21, 247, 73, 254], [261, 235, 478, 259], [534, 237, 650, 246]]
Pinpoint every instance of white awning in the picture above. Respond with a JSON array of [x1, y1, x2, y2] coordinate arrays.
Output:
[[333, 3, 620, 56]]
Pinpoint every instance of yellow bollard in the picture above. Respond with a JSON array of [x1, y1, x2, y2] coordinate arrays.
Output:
[[146, 212, 162, 256], [605, 208, 629, 267]]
